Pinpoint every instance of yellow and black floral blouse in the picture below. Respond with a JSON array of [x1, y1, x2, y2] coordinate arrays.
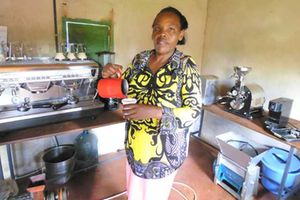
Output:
[[122, 49, 202, 179]]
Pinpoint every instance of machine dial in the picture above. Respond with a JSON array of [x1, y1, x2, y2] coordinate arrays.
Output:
[[11, 96, 22, 104], [231, 89, 238, 96]]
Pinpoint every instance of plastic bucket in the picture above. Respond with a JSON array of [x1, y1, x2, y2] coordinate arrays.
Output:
[[261, 147, 300, 194]]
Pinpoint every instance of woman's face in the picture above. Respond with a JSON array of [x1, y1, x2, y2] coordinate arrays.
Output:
[[152, 12, 184, 55]]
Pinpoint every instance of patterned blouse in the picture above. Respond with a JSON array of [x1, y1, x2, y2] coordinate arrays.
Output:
[[122, 49, 202, 179]]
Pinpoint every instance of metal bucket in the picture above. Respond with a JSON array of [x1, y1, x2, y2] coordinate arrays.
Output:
[[43, 145, 76, 185]]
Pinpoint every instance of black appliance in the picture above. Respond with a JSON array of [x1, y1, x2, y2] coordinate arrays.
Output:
[[264, 98, 300, 141], [267, 97, 293, 128]]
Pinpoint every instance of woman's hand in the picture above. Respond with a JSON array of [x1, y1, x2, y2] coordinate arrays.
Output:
[[101, 63, 123, 78], [122, 104, 163, 120]]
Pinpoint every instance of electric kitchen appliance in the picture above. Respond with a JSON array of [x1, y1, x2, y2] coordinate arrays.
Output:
[[264, 97, 300, 141], [0, 58, 104, 133], [215, 132, 268, 200], [265, 97, 293, 128], [200, 75, 218, 105], [219, 66, 265, 119]]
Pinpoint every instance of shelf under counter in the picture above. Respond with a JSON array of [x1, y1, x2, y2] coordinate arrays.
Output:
[[0, 109, 124, 145], [203, 104, 300, 149]]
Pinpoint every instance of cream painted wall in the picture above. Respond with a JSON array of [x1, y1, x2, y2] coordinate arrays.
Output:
[[0, 1, 55, 56], [202, 0, 300, 120]]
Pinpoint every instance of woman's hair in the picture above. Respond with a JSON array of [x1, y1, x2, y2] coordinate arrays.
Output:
[[155, 6, 189, 45]]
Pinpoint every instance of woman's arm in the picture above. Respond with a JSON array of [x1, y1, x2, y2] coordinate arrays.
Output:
[[163, 57, 202, 129]]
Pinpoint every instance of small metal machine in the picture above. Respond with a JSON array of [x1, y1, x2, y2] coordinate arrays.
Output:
[[214, 132, 267, 200], [265, 97, 293, 128], [264, 98, 300, 141], [219, 66, 265, 119], [0, 59, 104, 133], [215, 153, 261, 200]]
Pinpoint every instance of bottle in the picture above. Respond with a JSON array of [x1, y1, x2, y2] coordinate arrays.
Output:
[[74, 130, 99, 170]]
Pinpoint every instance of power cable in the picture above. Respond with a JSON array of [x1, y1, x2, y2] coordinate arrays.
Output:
[[102, 191, 127, 200], [173, 181, 197, 200]]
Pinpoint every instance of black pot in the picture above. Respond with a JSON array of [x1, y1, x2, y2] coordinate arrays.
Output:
[[43, 145, 76, 185]]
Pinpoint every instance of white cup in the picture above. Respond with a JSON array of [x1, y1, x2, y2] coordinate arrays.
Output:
[[55, 52, 65, 61], [77, 52, 87, 60], [121, 98, 137, 105]]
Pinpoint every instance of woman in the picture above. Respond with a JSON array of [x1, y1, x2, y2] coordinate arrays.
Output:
[[102, 6, 202, 200]]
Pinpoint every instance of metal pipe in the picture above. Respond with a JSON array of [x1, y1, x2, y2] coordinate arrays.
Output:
[[53, 0, 59, 52], [198, 109, 205, 137], [6, 144, 15, 179], [277, 146, 295, 200], [0, 155, 4, 180], [54, 135, 59, 147]]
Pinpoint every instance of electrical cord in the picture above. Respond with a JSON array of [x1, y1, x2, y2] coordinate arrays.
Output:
[[14, 137, 60, 180], [288, 121, 298, 129], [102, 191, 127, 200], [14, 167, 44, 180], [226, 139, 259, 155], [173, 181, 198, 200], [102, 181, 197, 200], [171, 187, 188, 200]]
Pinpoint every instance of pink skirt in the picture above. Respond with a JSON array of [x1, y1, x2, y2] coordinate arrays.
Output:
[[126, 162, 177, 200]]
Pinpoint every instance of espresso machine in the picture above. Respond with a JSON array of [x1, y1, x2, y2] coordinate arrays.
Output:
[[0, 59, 104, 133], [219, 66, 265, 119]]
